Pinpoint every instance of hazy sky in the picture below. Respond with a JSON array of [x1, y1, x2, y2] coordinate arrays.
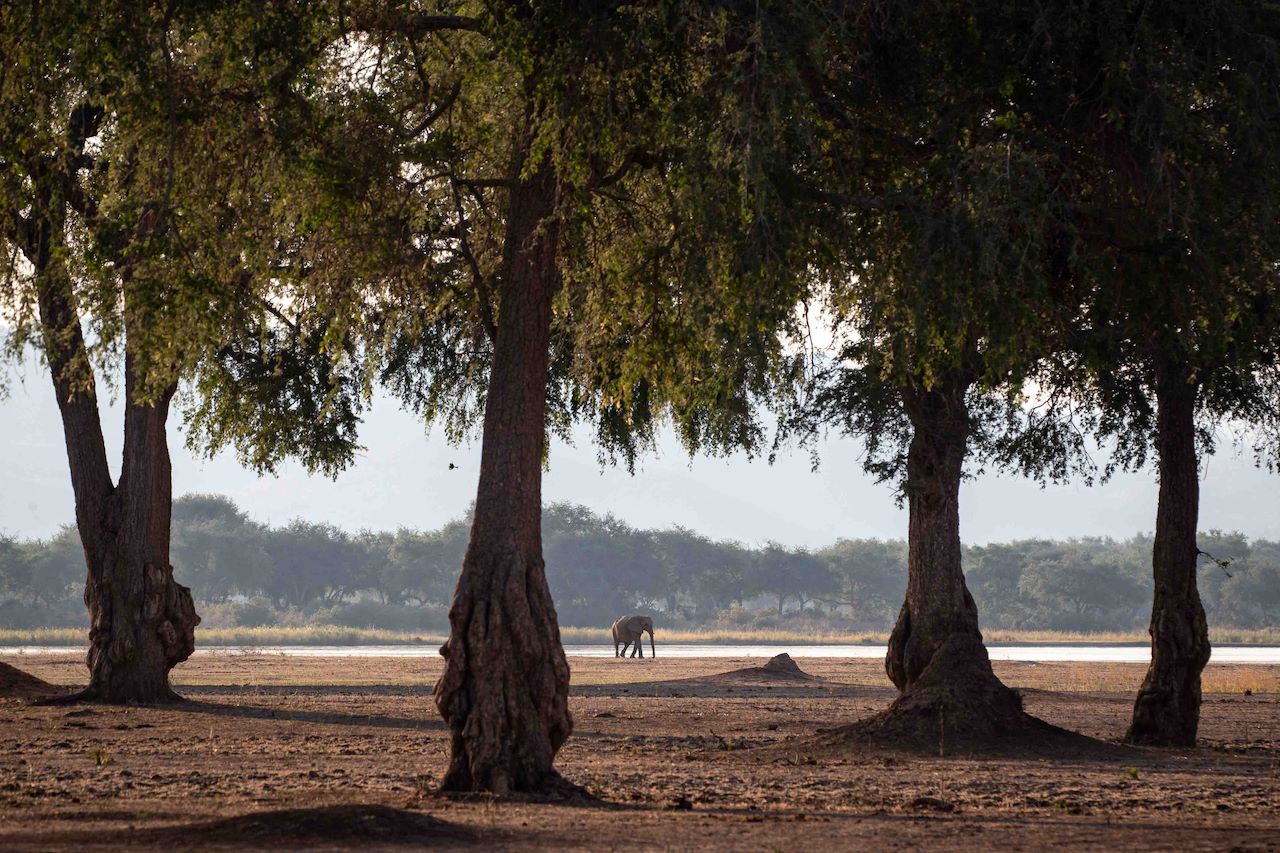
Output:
[[3, 358, 1277, 546]]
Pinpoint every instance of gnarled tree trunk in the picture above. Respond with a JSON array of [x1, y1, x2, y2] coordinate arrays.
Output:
[[1126, 364, 1209, 746], [886, 380, 984, 691], [836, 376, 1046, 752], [80, 363, 199, 704], [31, 192, 197, 705], [433, 159, 573, 794]]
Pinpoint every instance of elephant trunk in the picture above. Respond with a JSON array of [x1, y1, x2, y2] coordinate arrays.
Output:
[[649, 630, 655, 658]]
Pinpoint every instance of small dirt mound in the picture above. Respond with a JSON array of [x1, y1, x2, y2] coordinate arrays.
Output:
[[0, 662, 57, 700], [808, 634, 1122, 759], [153, 804, 467, 845], [718, 653, 819, 682], [761, 653, 806, 675]]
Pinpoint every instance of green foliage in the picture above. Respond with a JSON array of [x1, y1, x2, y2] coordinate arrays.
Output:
[[753, 543, 836, 614], [230, 598, 278, 629], [4, 2, 1279, 658], [0, 1, 368, 475], [1025, 1, 1280, 472], [170, 494, 271, 604], [765, 0, 1094, 488], [190, 1, 820, 475], [4, 495, 1279, 633], [312, 600, 449, 633], [821, 539, 908, 625]]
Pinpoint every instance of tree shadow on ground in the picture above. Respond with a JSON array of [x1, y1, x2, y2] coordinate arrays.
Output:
[[167, 697, 446, 731], [179, 684, 437, 698], [0, 804, 479, 850]]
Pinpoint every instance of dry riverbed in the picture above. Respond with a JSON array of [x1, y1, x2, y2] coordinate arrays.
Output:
[[1, 652, 1278, 851]]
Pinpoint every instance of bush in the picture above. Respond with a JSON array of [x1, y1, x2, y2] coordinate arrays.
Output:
[[311, 601, 449, 633], [0, 598, 87, 630], [231, 598, 280, 628]]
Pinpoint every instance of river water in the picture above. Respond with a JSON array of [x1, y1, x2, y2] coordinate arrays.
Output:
[[4, 644, 1279, 664]]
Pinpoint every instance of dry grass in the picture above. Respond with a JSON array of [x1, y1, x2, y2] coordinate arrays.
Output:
[[558, 626, 894, 645], [0, 626, 446, 648], [2, 624, 1278, 649], [983, 627, 1280, 645], [614, 626, 1280, 646]]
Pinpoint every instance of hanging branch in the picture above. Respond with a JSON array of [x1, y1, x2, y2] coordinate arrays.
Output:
[[1197, 548, 1234, 578]]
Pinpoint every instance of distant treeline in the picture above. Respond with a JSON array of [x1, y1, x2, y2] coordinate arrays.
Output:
[[2, 494, 1277, 633]]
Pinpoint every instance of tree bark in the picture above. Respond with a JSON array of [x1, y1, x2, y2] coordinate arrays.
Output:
[[1126, 364, 1209, 746], [433, 157, 573, 794], [80, 358, 199, 704], [886, 380, 984, 691], [831, 376, 1050, 753], [29, 171, 198, 705]]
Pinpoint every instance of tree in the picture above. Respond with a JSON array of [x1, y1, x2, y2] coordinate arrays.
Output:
[[383, 529, 463, 607], [964, 541, 1042, 629], [263, 521, 364, 610], [1194, 531, 1252, 620], [0, 3, 202, 702], [0, 2, 361, 702], [753, 544, 835, 615], [651, 528, 737, 617], [0, 536, 29, 605], [818, 539, 906, 630], [1043, 2, 1280, 745], [171, 495, 271, 604], [332, 1, 806, 793], [1218, 563, 1280, 630], [20, 527, 85, 612], [300, 0, 668, 793], [1017, 550, 1144, 632], [790, 0, 1089, 743], [540, 505, 661, 627]]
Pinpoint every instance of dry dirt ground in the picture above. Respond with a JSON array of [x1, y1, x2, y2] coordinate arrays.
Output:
[[1, 652, 1278, 851]]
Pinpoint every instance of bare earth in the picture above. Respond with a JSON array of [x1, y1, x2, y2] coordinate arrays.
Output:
[[1, 652, 1278, 851]]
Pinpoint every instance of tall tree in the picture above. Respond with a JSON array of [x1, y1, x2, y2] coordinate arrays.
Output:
[[0, 2, 356, 702], [790, 0, 1090, 742], [0, 3, 199, 702], [303, 1, 663, 794], [1042, 1, 1280, 745], [293, 0, 811, 792]]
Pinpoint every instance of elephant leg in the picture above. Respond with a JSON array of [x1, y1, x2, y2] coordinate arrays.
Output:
[[636, 636, 644, 659]]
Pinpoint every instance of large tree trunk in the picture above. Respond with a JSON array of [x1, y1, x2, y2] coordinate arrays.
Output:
[[81, 361, 199, 704], [31, 194, 197, 705], [886, 381, 983, 691], [833, 377, 1054, 753], [1126, 364, 1209, 746], [433, 159, 573, 794]]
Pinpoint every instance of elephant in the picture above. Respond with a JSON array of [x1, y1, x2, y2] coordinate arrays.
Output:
[[611, 615, 655, 659]]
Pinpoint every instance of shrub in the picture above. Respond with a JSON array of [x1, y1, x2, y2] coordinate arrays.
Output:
[[231, 598, 279, 628], [311, 601, 449, 633], [0, 598, 87, 630]]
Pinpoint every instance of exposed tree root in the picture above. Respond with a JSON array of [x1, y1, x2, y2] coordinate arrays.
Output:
[[436, 771, 599, 805], [816, 634, 1123, 759], [31, 685, 185, 707]]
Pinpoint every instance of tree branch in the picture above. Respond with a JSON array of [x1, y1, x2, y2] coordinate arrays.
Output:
[[457, 177, 513, 190], [449, 177, 498, 341], [348, 5, 482, 37]]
